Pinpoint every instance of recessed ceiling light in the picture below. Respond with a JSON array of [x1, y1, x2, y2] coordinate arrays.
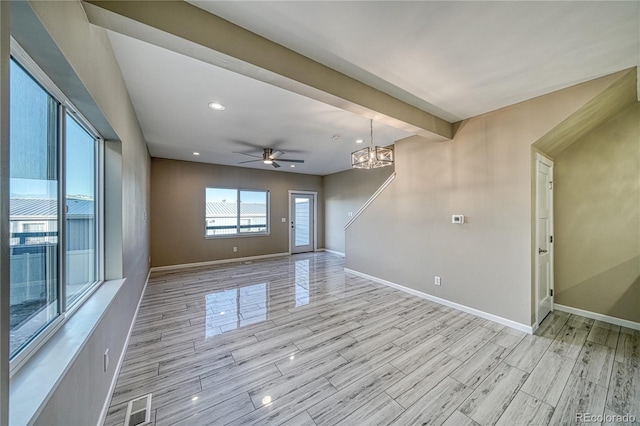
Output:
[[193, 152, 200, 156], [356, 139, 364, 144], [290, 165, 295, 168], [208, 102, 226, 111]]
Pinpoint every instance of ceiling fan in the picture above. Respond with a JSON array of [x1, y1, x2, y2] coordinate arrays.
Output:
[[235, 148, 304, 169]]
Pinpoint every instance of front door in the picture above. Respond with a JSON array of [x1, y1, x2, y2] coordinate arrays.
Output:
[[290, 193, 314, 254], [536, 154, 554, 324]]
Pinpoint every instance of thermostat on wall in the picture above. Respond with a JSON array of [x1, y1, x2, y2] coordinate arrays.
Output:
[[452, 215, 465, 224]]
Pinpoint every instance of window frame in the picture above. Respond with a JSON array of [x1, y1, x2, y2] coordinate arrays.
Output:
[[9, 39, 105, 376], [205, 187, 270, 239]]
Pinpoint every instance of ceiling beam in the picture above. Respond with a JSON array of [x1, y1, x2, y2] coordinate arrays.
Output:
[[82, 0, 452, 141]]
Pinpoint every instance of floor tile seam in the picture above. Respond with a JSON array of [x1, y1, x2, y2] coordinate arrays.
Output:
[[198, 359, 281, 392], [571, 344, 616, 388], [121, 346, 198, 371], [443, 350, 510, 396], [443, 335, 497, 362], [493, 390, 542, 426], [244, 363, 341, 411], [308, 363, 404, 425], [380, 390, 410, 424], [555, 376, 607, 423], [110, 367, 202, 396], [568, 370, 610, 394], [110, 363, 161, 392], [458, 362, 529, 426], [612, 331, 636, 367], [156, 352, 235, 377], [543, 357, 577, 409], [254, 325, 314, 343], [199, 362, 285, 398], [602, 356, 618, 416], [303, 409, 319, 426], [269, 378, 339, 426], [532, 346, 580, 404], [283, 352, 351, 379], [392, 373, 468, 416], [516, 337, 557, 378]]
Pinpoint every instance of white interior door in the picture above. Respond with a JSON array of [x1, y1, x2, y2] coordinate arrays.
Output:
[[290, 193, 314, 254], [536, 154, 554, 324]]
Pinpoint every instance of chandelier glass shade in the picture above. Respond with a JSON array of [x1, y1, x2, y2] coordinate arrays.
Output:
[[351, 120, 394, 169]]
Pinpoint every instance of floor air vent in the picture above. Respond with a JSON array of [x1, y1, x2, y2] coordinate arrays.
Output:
[[124, 394, 152, 426]]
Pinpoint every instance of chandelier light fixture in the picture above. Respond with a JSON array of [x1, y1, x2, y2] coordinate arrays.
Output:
[[351, 119, 394, 169]]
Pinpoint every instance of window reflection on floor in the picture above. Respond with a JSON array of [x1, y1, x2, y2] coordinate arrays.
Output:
[[205, 283, 266, 338], [295, 259, 310, 307]]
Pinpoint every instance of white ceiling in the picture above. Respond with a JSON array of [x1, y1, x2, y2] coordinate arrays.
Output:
[[108, 1, 640, 176]]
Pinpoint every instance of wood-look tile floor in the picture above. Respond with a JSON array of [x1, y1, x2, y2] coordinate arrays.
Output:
[[104, 253, 640, 426]]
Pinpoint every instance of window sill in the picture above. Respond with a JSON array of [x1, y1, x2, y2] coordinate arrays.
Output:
[[205, 232, 271, 239], [9, 278, 126, 425]]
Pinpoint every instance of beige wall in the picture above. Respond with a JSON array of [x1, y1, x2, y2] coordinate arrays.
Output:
[[11, 2, 150, 424], [151, 158, 324, 267], [555, 103, 640, 322], [323, 166, 394, 254], [345, 74, 625, 327]]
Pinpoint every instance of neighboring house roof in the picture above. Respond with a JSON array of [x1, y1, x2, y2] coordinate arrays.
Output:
[[10, 199, 264, 219], [206, 202, 265, 217], [10, 198, 94, 218]]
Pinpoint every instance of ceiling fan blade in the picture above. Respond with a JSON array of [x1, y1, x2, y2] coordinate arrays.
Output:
[[233, 151, 261, 158], [272, 161, 281, 168], [270, 150, 285, 159], [238, 159, 261, 164], [274, 158, 304, 163]]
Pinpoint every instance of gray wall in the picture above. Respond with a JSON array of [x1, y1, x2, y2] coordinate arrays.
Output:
[[555, 102, 640, 322], [151, 158, 323, 267], [10, 2, 150, 424], [323, 166, 393, 254], [345, 74, 626, 327]]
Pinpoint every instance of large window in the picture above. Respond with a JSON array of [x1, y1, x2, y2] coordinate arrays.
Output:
[[9, 52, 102, 363], [205, 188, 269, 237]]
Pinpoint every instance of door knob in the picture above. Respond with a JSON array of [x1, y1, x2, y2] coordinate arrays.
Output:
[[538, 248, 548, 254]]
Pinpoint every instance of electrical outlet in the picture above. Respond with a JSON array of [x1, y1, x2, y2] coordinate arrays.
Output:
[[435, 276, 441, 286], [233, 247, 237, 252], [281, 217, 286, 223], [104, 349, 109, 372]]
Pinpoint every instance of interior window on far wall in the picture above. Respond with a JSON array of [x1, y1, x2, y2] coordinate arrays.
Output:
[[205, 188, 269, 237]]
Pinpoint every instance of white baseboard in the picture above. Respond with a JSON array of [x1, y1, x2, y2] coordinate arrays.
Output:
[[97, 269, 150, 426], [319, 248, 345, 257], [150, 252, 289, 272], [531, 322, 539, 334], [344, 268, 534, 334], [554, 304, 640, 331]]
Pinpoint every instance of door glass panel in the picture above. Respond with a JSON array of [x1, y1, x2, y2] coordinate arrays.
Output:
[[9, 59, 60, 358], [65, 114, 97, 305], [294, 197, 310, 246]]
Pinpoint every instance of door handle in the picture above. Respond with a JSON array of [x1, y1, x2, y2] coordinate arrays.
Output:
[[538, 248, 548, 254]]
